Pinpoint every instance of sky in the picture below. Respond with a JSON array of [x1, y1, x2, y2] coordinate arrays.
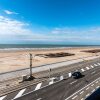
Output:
[[0, 0, 100, 45]]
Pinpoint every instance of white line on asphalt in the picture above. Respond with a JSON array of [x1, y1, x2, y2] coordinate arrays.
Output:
[[72, 95, 77, 99], [96, 81, 98, 83], [0, 95, 6, 100], [94, 64, 98, 66], [97, 63, 100, 65], [65, 77, 100, 100], [80, 91, 84, 94], [60, 76, 64, 80], [90, 65, 94, 68], [96, 86, 99, 89], [70, 80, 77, 85], [81, 98, 84, 100], [91, 89, 95, 93], [91, 71, 96, 74], [81, 69, 85, 72], [13, 89, 26, 99], [86, 67, 89, 70], [86, 87, 89, 90], [91, 84, 94, 86], [35, 83, 42, 90], [68, 72, 72, 77], [86, 93, 90, 97]]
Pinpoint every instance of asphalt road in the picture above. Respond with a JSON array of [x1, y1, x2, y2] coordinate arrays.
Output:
[[0, 60, 100, 100]]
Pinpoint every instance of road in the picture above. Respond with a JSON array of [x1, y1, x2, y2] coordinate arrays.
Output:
[[0, 59, 100, 100]]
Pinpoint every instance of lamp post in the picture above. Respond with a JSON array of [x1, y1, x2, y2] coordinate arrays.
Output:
[[29, 53, 34, 80]]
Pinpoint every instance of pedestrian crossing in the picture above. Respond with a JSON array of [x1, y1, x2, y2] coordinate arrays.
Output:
[[0, 62, 100, 100]]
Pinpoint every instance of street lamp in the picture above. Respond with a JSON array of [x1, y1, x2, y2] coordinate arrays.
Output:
[[28, 53, 35, 80]]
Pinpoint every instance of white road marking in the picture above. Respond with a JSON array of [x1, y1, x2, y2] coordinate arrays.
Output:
[[0, 96, 6, 100], [68, 72, 72, 77], [72, 95, 77, 99], [81, 98, 84, 100], [65, 77, 100, 100], [96, 86, 99, 89], [94, 64, 98, 66], [91, 89, 95, 93], [91, 84, 94, 86], [97, 63, 100, 65], [91, 71, 96, 74], [81, 69, 85, 72], [70, 80, 77, 85], [60, 76, 64, 80], [49, 80, 54, 85], [35, 83, 42, 90], [90, 65, 94, 68], [86, 67, 89, 70], [80, 91, 84, 94], [14, 89, 26, 99], [96, 81, 98, 83], [86, 93, 90, 97], [86, 87, 89, 90]]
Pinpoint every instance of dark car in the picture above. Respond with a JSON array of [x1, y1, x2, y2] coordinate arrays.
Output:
[[72, 71, 82, 79]]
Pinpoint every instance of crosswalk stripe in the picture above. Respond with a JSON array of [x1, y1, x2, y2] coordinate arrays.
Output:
[[60, 76, 64, 80], [13, 89, 26, 99], [94, 64, 98, 66], [81, 69, 85, 72], [91, 65, 94, 68], [86, 67, 89, 70], [0, 96, 6, 100], [97, 63, 100, 65], [35, 83, 42, 90]]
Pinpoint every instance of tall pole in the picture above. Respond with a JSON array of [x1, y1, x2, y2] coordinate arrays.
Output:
[[30, 53, 32, 77]]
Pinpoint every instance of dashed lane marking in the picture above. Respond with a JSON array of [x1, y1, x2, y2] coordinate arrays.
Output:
[[94, 64, 98, 66], [81, 69, 85, 72], [72, 95, 77, 99], [96, 81, 98, 83], [80, 91, 84, 94], [86, 87, 89, 90], [37, 98, 42, 100], [86, 67, 89, 70], [0, 95, 7, 100], [86, 93, 90, 97], [35, 83, 42, 90], [68, 72, 72, 77], [60, 76, 64, 80], [91, 89, 95, 93], [97, 63, 100, 65], [70, 80, 77, 85], [13, 89, 26, 99], [81, 98, 84, 100], [91, 71, 96, 74], [90, 65, 94, 68], [91, 84, 94, 86], [96, 86, 99, 89]]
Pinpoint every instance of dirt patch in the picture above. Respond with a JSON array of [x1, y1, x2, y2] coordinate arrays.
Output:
[[36, 52, 75, 58], [82, 49, 100, 53]]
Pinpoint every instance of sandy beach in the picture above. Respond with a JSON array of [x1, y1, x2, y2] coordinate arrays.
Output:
[[0, 47, 100, 73]]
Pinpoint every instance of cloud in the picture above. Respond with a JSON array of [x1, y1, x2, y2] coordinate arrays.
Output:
[[4, 10, 18, 15], [0, 15, 100, 44]]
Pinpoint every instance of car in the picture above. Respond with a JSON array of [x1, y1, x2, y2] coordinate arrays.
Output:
[[72, 71, 82, 79]]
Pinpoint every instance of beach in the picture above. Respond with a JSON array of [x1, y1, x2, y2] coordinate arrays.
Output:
[[0, 47, 100, 73]]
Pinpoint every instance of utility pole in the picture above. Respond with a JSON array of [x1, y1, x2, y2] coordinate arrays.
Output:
[[28, 53, 34, 80]]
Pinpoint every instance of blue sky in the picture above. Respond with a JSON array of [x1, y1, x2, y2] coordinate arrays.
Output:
[[0, 0, 100, 44]]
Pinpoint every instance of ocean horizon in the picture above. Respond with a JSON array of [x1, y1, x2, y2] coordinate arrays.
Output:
[[0, 44, 100, 50]]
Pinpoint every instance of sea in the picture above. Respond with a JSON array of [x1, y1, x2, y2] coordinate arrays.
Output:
[[0, 44, 99, 51]]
